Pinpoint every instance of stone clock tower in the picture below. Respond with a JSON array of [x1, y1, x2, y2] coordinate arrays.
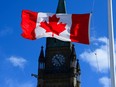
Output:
[[33, 0, 81, 87]]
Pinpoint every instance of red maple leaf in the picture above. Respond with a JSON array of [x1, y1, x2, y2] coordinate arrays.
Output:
[[40, 15, 66, 36]]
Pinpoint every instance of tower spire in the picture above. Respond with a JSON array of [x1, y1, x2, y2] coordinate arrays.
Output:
[[76, 59, 81, 75], [39, 46, 44, 62], [71, 44, 76, 56], [70, 44, 76, 62], [76, 59, 81, 87], [38, 46, 45, 70], [56, 0, 66, 13]]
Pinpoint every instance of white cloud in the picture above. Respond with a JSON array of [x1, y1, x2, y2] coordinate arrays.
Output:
[[8, 56, 27, 69], [5, 78, 35, 87], [99, 72, 116, 87], [99, 76, 110, 87], [80, 37, 116, 73], [98, 37, 108, 44]]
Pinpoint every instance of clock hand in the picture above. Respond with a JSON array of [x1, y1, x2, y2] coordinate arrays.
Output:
[[55, 57, 62, 66]]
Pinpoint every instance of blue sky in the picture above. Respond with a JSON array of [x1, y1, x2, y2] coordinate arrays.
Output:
[[0, 0, 116, 87]]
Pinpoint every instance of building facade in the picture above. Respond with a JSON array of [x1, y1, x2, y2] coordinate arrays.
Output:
[[38, 38, 81, 87]]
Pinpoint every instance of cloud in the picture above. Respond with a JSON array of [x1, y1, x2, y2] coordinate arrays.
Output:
[[80, 37, 116, 73], [0, 27, 13, 37], [99, 76, 110, 87], [8, 56, 27, 69], [99, 74, 116, 87], [5, 78, 35, 87]]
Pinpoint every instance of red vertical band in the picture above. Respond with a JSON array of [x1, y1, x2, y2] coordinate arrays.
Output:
[[70, 14, 90, 44], [21, 10, 38, 40]]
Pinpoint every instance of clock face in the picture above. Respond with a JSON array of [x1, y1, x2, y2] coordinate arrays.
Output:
[[52, 54, 65, 67]]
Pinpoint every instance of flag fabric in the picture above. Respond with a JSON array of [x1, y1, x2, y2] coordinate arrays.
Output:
[[21, 10, 91, 44]]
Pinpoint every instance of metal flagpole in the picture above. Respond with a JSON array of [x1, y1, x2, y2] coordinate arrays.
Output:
[[108, 0, 116, 87]]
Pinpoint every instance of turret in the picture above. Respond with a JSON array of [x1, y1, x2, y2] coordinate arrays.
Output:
[[70, 44, 76, 68], [76, 59, 81, 87], [38, 46, 45, 70], [38, 46, 45, 87], [76, 59, 81, 75]]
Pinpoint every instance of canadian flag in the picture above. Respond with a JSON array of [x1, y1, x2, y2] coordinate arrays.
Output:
[[21, 10, 91, 44]]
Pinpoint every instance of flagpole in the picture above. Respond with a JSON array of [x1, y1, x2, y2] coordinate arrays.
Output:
[[108, 0, 116, 87]]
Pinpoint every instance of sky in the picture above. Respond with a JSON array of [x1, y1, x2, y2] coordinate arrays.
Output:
[[0, 0, 116, 87]]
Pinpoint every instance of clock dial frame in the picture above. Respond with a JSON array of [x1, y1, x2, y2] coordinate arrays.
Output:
[[52, 54, 65, 67]]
